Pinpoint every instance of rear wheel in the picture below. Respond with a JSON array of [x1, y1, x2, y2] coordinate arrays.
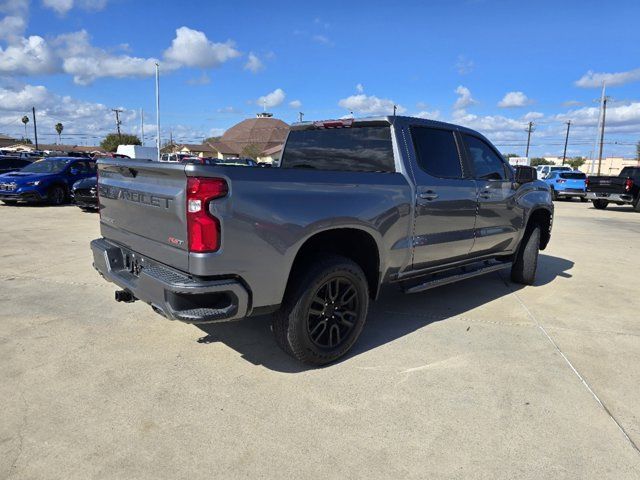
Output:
[[47, 185, 66, 205], [272, 255, 369, 366], [580, 197, 588, 203], [511, 226, 540, 286], [551, 188, 558, 201], [633, 196, 640, 212], [592, 199, 608, 210]]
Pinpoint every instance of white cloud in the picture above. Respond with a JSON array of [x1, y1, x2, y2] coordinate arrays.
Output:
[[498, 91, 532, 108], [42, 0, 108, 15], [455, 55, 474, 75], [312, 34, 332, 46], [55, 30, 159, 85], [562, 100, 583, 107], [187, 73, 211, 85], [555, 101, 640, 127], [355, 83, 364, 93], [0, 35, 59, 75], [453, 85, 477, 110], [523, 111, 544, 121], [575, 68, 640, 88], [244, 52, 264, 73], [163, 27, 240, 69], [338, 94, 405, 116], [0, 0, 28, 40], [414, 110, 441, 120], [289, 99, 302, 109], [257, 88, 286, 108]]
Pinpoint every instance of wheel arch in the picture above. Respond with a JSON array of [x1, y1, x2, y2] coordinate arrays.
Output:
[[526, 207, 552, 250], [286, 227, 382, 300]]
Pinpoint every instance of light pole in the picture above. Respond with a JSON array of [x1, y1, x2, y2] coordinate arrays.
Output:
[[155, 63, 160, 162]]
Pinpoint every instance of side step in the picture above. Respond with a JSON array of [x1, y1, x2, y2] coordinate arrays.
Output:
[[402, 260, 512, 294]]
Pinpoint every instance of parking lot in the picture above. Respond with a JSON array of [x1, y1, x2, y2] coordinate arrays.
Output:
[[1, 201, 639, 479]]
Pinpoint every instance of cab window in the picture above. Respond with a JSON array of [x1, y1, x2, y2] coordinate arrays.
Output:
[[463, 135, 509, 180]]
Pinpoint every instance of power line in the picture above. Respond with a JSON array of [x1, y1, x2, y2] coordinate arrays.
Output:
[[525, 121, 535, 157]]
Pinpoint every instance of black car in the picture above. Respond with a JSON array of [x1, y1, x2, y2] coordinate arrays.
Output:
[[71, 176, 98, 211], [0, 156, 32, 174]]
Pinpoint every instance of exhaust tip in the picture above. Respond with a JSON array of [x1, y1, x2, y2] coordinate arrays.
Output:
[[115, 290, 136, 303]]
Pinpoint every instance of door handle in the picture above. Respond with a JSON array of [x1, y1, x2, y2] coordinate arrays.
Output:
[[479, 189, 491, 199], [418, 191, 438, 201]]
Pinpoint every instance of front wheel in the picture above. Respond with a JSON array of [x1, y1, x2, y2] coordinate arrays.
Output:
[[592, 199, 608, 210], [511, 226, 540, 285], [47, 186, 66, 205], [272, 255, 369, 366]]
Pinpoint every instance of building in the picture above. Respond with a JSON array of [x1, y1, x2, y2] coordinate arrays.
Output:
[[579, 157, 640, 176], [0, 134, 18, 148], [257, 144, 283, 164], [209, 113, 289, 163]]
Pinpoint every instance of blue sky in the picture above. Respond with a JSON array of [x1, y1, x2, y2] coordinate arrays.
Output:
[[1, 0, 639, 158]]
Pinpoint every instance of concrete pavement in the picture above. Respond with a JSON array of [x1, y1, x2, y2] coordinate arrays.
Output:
[[1, 201, 639, 479]]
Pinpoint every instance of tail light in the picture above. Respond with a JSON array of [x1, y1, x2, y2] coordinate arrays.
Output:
[[313, 119, 353, 129], [186, 177, 228, 252], [624, 178, 633, 192]]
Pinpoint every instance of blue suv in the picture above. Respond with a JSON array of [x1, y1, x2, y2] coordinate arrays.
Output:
[[0, 157, 96, 205], [543, 170, 587, 201]]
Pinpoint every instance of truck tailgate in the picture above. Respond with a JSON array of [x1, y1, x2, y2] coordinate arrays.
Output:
[[587, 176, 627, 194], [97, 159, 189, 271]]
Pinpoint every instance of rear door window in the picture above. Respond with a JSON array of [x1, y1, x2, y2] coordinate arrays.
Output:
[[411, 127, 463, 178], [281, 126, 395, 172], [463, 135, 509, 180]]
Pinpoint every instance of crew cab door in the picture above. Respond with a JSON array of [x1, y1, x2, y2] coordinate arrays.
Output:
[[408, 126, 477, 268], [461, 134, 521, 255]]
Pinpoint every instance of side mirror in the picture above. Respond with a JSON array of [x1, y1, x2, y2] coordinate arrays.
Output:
[[515, 165, 537, 184]]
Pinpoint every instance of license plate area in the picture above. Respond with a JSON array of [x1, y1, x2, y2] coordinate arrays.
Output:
[[122, 250, 145, 277], [596, 193, 609, 198]]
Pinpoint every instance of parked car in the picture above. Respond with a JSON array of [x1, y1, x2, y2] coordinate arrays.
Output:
[[543, 171, 587, 201], [586, 167, 640, 211], [0, 156, 33, 174], [90, 116, 553, 365], [536, 165, 572, 179], [71, 176, 98, 211], [0, 157, 96, 205]]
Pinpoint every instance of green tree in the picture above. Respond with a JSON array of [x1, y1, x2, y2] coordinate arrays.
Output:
[[100, 133, 141, 152], [205, 135, 222, 143], [55, 122, 63, 144], [530, 157, 554, 167], [240, 143, 263, 160], [18, 137, 32, 144], [566, 157, 585, 170]]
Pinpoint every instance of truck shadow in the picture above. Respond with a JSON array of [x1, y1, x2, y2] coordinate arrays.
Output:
[[194, 254, 574, 373]]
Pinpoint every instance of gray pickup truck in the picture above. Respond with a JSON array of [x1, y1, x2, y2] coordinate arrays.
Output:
[[91, 116, 553, 365]]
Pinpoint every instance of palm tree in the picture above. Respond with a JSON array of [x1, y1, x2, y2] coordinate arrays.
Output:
[[55, 123, 64, 144], [21, 115, 29, 141]]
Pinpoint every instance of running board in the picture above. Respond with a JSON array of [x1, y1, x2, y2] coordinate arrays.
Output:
[[403, 261, 512, 294]]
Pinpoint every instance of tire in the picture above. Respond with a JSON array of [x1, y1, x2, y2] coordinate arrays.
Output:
[[272, 255, 369, 366], [511, 226, 540, 286], [580, 197, 588, 203], [633, 196, 640, 212], [47, 185, 66, 205], [1, 200, 18, 206], [551, 188, 558, 201], [592, 199, 608, 210]]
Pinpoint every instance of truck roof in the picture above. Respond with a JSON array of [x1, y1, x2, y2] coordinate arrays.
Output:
[[290, 115, 487, 137]]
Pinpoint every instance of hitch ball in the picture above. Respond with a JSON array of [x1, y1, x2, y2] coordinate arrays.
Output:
[[115, 290, 136, 303]]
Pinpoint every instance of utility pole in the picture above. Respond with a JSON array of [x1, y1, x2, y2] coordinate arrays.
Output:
[[155, 63, 160, 162], [597, 97, 609, 176], [393, 105, 397, 116], [32, 107, 38, 150], [112, 108, 123, 141], [298, 112, 304, 123], [525, 121, 535, 158], [562, 121, 571, 165], [140, 108, 145, 145]]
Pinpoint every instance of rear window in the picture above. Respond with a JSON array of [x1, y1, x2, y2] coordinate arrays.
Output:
[[620, 167, 640, 178], [281, 126, 395, 172], [560, 172, 586, 179]]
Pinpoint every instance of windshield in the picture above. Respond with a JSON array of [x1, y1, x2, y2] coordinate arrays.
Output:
[[20, 158, 70, 174]]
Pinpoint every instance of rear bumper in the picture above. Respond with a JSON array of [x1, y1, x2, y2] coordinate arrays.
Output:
[[586, 192, 633, 203], [91, 238, 250, 324], [556, 190, 586, 197]]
